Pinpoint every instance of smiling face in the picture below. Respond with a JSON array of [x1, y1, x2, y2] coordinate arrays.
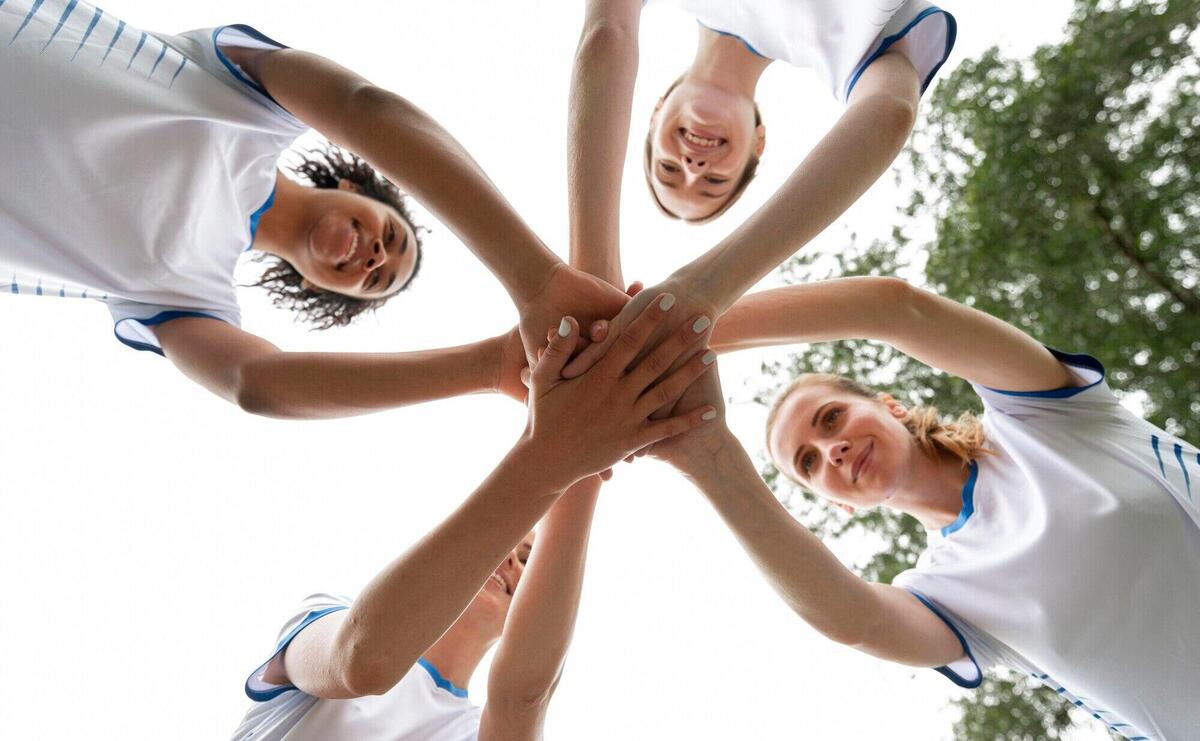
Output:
[[767, 381, 918, 513], [645, 77, 765, 222], [294, 179, 419, 300], [454, 533, 536, 642]]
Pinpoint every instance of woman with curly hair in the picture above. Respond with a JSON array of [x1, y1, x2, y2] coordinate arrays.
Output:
[[646, 276, 1199, 739], [2, 1, 631, 418]]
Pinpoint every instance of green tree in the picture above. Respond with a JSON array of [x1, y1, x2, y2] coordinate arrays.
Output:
[[759, 0, 1198, 737]]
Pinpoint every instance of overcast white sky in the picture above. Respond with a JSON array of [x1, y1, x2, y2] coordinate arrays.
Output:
[[0, 1, 1114, 739]]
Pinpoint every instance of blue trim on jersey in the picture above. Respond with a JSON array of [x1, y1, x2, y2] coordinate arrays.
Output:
[[418, 657, 469, 698], [903, 591, 983, 688], [100, 20, 124, 65], [168, 56, 187, 87], [211, 24, 291, 106], [1174, 443, 1192, 499], [845, 7, 957, 101], [112, 311, 226, 356], [244, 604, 350, 702], [147, 40, 168, 79], [246, 186, 276, 249], [71, 6, 103, 61], [697, 21, 766, 58], [9, 0, 46, 44], [42, 0, 78, 51], [1151, 435, 1165, 477], [126, 30, 147, 70], [984, 348, 1105, 399], [940, 460, 979, 537]]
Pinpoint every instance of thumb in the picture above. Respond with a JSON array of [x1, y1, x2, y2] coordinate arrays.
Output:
[[531, 317, 579, 387], [626, 281, 644, 298]]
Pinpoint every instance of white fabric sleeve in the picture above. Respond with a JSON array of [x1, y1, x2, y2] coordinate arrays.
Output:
[[844, 3, 957, 101], [106, 299, 240, 356], [970, 348, 1119, 419], [244, 593, 353, 702]]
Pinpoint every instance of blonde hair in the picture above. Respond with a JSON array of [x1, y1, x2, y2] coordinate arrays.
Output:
[[766, 373, 990, 482]]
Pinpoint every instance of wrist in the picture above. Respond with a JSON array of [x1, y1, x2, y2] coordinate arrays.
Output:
[[670, 427, 741, 478], [514, 250, 565, 307], [670, 263, 729, 316], [505, 435, 580, 496]]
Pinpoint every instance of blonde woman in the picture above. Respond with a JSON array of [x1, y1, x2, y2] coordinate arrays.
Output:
[[654, 276, 1198, 739]]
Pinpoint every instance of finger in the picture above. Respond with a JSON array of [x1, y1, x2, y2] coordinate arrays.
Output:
[[637, 405, 719, 449], [635, 348, 716, 417], [625, 314, 710, 395], [562, 292, 669, 380], [626, 281, 644, 298], [600, 468, 614, 482], [589, 320, 609, 343], [520, 367, 531, 387], [593, 293, 677, 379], [531, 316, 579, 387]]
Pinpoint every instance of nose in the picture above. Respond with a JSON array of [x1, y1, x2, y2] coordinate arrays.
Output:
[[824, 440, 850, 467], [363, 236, 387, 271], [683, 155, 707, 174]]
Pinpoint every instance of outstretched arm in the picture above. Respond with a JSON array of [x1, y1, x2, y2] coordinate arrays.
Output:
[[707, 276, 1074, 393], [567, 0, 643, 285], [563, 52, 922, 377], [479, 477, 601, 741], [155, 318, 526, 418]]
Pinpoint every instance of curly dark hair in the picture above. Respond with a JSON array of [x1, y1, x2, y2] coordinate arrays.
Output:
[[252, 143, 425, 330], [643, 75, 763, 225]]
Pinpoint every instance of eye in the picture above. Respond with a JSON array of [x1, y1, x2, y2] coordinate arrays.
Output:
[[386, 221, 396, 246], [365, 269, 381, 291], [659, 160, 680, 174], [824, 408, 841, 429], [801, 450, 817, 475], [705, 176, 728, 185]]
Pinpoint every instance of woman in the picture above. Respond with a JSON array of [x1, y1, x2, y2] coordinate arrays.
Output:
[[232, 295, 719, 740], [654, 276, 1197, 740], [1, 0, 628, 418], [562, 0, 954, 378]]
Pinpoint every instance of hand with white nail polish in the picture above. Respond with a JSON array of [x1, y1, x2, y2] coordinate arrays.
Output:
[[519, 294, 719, 492], [645, 353, 734, 471]]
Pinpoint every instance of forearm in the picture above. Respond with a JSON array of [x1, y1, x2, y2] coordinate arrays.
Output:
[[683, 94, 916, 313], [486, 478, 600, 706], [255, 49, 559, 304], [708, 276, 912, 354], [237, 336, 504, 419], [333, 442, 565, 696], [675, 431, 879, 644], [566, 8, 641, 285]]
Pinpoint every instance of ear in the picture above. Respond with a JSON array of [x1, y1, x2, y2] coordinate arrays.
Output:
[[837, 503, 857, 515], [337, 178, 363, 194], [300, 278, 317, 292], [877, 392, 908, 419], [753, 123, 766, 158]]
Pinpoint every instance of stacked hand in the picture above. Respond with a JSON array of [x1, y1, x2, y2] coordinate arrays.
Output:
[[519, 294, 719, 492], [517, 263, 635, 367]]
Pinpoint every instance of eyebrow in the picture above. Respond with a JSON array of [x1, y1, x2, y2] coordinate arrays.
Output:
[[811, 402, 832, 428], [654, 172, 678, 189]]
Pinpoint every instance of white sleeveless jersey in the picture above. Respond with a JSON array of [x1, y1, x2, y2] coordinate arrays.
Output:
[[894, 350, 1200, 740], [646, 0, 957, 101], [234, 594, 481, 741], [0, 0, 306, 353]]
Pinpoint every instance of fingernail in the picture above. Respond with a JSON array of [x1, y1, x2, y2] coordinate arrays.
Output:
[[692, 316, 711, 333], [558, 318, 571, 337], [659, 293, 676, 311], [702, 350, 716, 365], [702, 409, 718, 421]]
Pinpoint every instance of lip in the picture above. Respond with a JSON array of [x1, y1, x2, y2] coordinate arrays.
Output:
[[679, 127, 725, 154], [489, 571, 513, 596], [852, 441, 873, 483], [334, 222, 361, 270]]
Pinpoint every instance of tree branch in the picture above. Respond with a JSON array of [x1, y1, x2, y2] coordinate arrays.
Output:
[[1092, 200, 1200, 315]]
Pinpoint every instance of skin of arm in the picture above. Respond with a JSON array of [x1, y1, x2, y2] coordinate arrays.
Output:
[[225, 46, 631, 364], [707, 275, 1075, 392], [478, 477, 601, 740], [669, 426, 965, 667], [562, 52, 922, 378], [274, 296, 718, 699], [156, 318, 525, 418], [566, 0, 643, 284]]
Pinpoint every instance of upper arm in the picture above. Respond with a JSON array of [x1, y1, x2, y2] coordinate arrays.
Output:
[[883, 280, 1077, 392], [582, 0, 642, 31], [846, 50, 920, 127], [274, 610, 362, 700], [849, 584, 965, 668], [155, 316, 280, 408], [478, 696, 551, 741]]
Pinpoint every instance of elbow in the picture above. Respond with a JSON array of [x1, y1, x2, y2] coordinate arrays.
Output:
[[338, 648, 407, 699], [858, 92, 917, 150], [487, 670, 561, 711], [233, 363, 288, 418], [575, 18, 638, 66]]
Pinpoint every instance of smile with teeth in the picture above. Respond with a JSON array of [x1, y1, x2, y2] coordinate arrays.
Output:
[[682, 129, 723, 148], [852, 441, 873, 483], [489, 572, 512, 596], [336, 223, 360, 269]]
